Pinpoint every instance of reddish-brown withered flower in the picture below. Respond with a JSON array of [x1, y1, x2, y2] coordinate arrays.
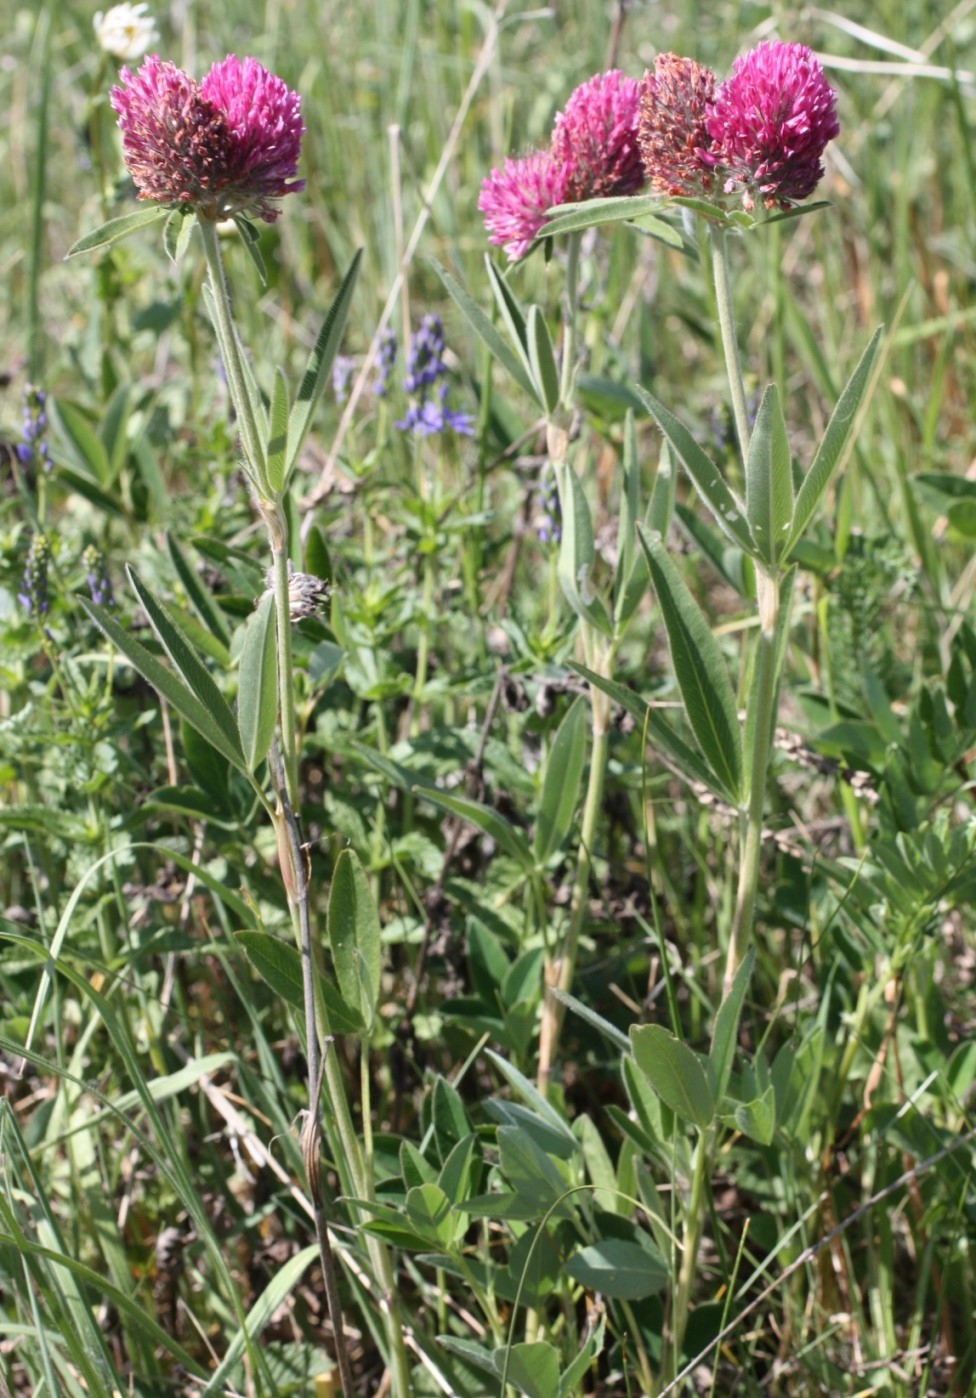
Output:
[[550, 70, 645, 202], [705, 41, 839, 211], [111, 54, 305, 222], [637, 54, 717, 198]]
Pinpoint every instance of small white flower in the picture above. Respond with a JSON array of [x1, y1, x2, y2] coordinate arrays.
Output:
[[93, 3, 158, 61]]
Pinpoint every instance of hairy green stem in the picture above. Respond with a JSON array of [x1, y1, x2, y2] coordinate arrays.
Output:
[[538, 634, 612, 1091], [270, 533, 301, 808], [559, 232, 582, 410], [709, 224, 752, 460], [198, 217, 266, 488], [666, 1128, 712, 1387], [725, 574, 782, 992]]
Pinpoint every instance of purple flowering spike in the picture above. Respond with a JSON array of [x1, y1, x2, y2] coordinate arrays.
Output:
[[706, 41, 839, 211], [373, 328, 397, 398], [111, 53, 304, 223], [551, 70, 645, 202], [478, 149, 568, 263], [395, 321, 473, 437], [19, 534, 51, 616]]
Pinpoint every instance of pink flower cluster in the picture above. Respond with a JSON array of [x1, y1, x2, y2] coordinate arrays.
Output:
[[479, 70, 642, 262], [480, 41, 839, 259], [111, 54, 305, 223]]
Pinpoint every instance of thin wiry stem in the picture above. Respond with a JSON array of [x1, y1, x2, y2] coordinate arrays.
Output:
[[268, 742, 355, 1397]]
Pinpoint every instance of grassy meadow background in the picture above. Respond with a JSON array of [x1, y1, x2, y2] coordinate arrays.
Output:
[[2, 1, 976, 1394]]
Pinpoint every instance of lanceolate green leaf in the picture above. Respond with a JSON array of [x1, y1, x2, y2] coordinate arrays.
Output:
[[630, 1023, 715, 1128], [745, 384, 794, 566], [65, 206, 168, 258], [286, 249, 362, 477], [709, 946, 755, 1102], [236, 592, 278, 771], [79, 598, 247, 772], [234, 930, 364, 1035], [429, 257, 538, 402], [614, 410, 651, 629], [197, 1245, 319, 1397], [555, 462, 612, 636], [413, 787, 535, 871], [534, 698, 587, 863], [527, 305, 560, 415], [126, 567, 244, 766], [630, 383, 758, 556], [785, 327, 883, 556], [265, 367, 290, 497], [166, 532, 231, 649], [568, 661, 728, 799], [163, 208, 195, 263], [541, 193, 678, 241], [637, 526, 743, 803], [485, 256, 537, 397], [327, 848, 381, 1028]]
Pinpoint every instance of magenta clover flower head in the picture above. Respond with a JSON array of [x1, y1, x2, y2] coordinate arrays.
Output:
[[551, 70, 644, 202], [479, 149, 568, 263], [705, 41, 839, 211], [111, 53, 305, 223]]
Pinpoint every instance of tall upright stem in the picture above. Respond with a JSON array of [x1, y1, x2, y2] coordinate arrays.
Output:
[[270, 529, 301, 808], [198, 214, 412, 1396], [538, 629, 613, 1092], [559, 232, 582, 410], [666, 1127, 711, 1384], [198, 218, 266, 486], [709, 224, 752, 461], [725, 572, 783, 992]]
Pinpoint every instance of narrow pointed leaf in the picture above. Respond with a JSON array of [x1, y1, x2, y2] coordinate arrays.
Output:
[[234, 930, 363, 1035], [630, 383, 757, 555], [541, 193, 676, 240], [196, 1245, 319, 1397], [637, 526, 742, 802], [568, 661, 730, 800], [163, 208, 195, 263], [630, 1023, 715, 1127], [236, 592, 278, 771], [534, 697, 587, 863], [614, 410, 651, 629], [328, 848, 381, 1027], [555, 462, 612, 636], [127, 566, 244, 765], [786, 327, 883, 555], [742, 566, 795, 779], [413, 787, 535, 871], [527, 305, 560, 415], [564, 1238, 668, 1299], [429, 257, 538, 401], [79, 599, 247, 771], [709, 946, 755, 1102], [166, 533, 231, 648], [745, 384, 794, 566], [286, 249, 362, 476], [485, 256, 537, 396], [265, 367, 290, 496], [232, 213, 267, 285], [65, 206, 168, 258]]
